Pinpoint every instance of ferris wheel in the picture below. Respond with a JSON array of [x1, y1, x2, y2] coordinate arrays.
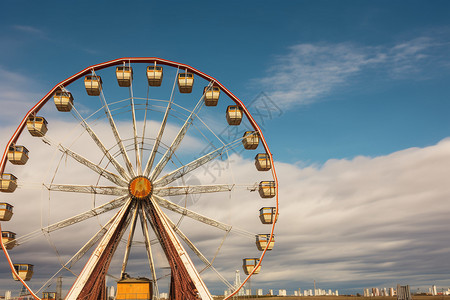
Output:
[[0, 57, 279, 300]]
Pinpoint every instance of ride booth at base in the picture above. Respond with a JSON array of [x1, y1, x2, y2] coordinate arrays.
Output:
[[116, 274, 153, 300]]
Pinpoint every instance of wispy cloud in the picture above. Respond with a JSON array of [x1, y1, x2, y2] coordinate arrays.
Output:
[[12, 25, 47, 38], [255, 37, 446, 107]]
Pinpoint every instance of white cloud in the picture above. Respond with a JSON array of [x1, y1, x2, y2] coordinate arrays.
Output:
[[2, 113, 450, 295], [0, 66, 43, 127], [256, 37, 442, 107]]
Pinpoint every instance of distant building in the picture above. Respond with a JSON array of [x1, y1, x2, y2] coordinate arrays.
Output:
[[245, 289, 251, 296], [432, 285, 437, 296], [279, 289, 287, 296], [269, 289, 273, 296], [257, 289, 263, 296], [390, 288, 395, 296]]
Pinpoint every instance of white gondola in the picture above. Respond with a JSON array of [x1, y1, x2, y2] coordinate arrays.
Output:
[[259, 181, 276, 198], [84, 75, 102, 96], [0, 203, 13, 221], [8, 145, 29, 165], [2, 231, 16, 250], [226, 105, 243, 125], [256, 234, 275, 251], [12, 264, 33, 281], [116, 66, 133, 87], [53, 89, 74, 112], [242, 258, 261, 275], [0, 173, 17, 193], [203, 86, 220, 106], [147, 66, 163, 86], [259, 207, 278, 224], [27, 116, 48, 137], [255, 153, 271, 171], [242, 131, 259, 150], [42, 292, 57, 300], [177, 72, 194, 93]]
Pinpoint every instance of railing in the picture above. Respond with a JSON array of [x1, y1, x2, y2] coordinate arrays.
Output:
[[115, 293, 151, 300]]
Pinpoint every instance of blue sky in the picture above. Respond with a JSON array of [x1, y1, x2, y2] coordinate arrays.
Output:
[[1, 0, 450, 297]]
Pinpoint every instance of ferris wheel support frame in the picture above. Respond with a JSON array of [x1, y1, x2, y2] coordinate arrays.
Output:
[[0, 57, 279, 300]]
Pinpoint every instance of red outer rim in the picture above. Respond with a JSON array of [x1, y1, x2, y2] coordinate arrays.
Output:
[[0, 57, 279, 300]]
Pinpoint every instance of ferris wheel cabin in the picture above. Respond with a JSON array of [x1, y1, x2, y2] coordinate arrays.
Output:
[[116, 66, 133, 87], [8, 145, 29, 165], [256, 234, 275, 251], [242, 131, 259, 150], [2, 231, 16, 250], [0, 203, 13, 221], [53, 89, 74, 112], [0, 173, 17, 193], [116, 277, 153, 300], [84, 75, 102, 96], [42, 292, 57, 300], [177, 72, 194, 93], [146, 66, 163, 86], [27, 116, 48, 137], [242, 258, 261, 275], [12, 264, 33, 281], [255, 153, 271, 171], [203, 86, 220, 106], [259, 181, 276, 198], [226, 105, 243, 125], [259, 207, 278, 224]]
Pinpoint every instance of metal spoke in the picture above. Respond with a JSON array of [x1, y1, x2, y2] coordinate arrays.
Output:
[[71, 103, 131, 181], [129, 72, 142, 175], [139, 203, 160, 299], [143, 68, 179, 177], [148, 83, 213, 181], [147, 196, 213, 300], [65, 198, 133, 300], [59, 144, 128, 187], [152, 194, 231, 232], [154, 184, 235, 197], [165, 217, 233, 289], [152, 194, 257, 239], [37, 216, 116, 294], [153, 137, 242, 188], [44, 183, 128, 196], [99, 89, 136, 177], [120, 203, 139, 279], [15, 196, 129, 245]]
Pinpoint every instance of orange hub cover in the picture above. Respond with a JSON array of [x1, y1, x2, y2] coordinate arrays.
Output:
[[129, 176, 152, 200]]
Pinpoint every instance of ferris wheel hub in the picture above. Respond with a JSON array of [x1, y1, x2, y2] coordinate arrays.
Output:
[[128, 176, 153, 200]]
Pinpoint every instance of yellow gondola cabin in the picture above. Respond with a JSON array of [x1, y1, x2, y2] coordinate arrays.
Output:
[[255, 153, 271, 171], [256, 234, 275, 251], [147, 66, 163, 86], [8, 145, 29, 165], [203, 86, 220, 106], [242, 258, 261, 275], [226, 105, 243, 125], [84, 75, 102, 96], [0, 203, 13, 221], [42, 292, 57, 300], [259, 181, 276, 198], [116, 66, 133, 87], [242, 131, 259, 150], [0, 173, 17, 193], [259, 207, 278, 224], [116, 276, 153, 300], [177, 72, 194, 93], [53, 89, 74, 112], [27, 116, 48, 137], [2, 231, 16, 250], [12, 264, 33, 281]]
